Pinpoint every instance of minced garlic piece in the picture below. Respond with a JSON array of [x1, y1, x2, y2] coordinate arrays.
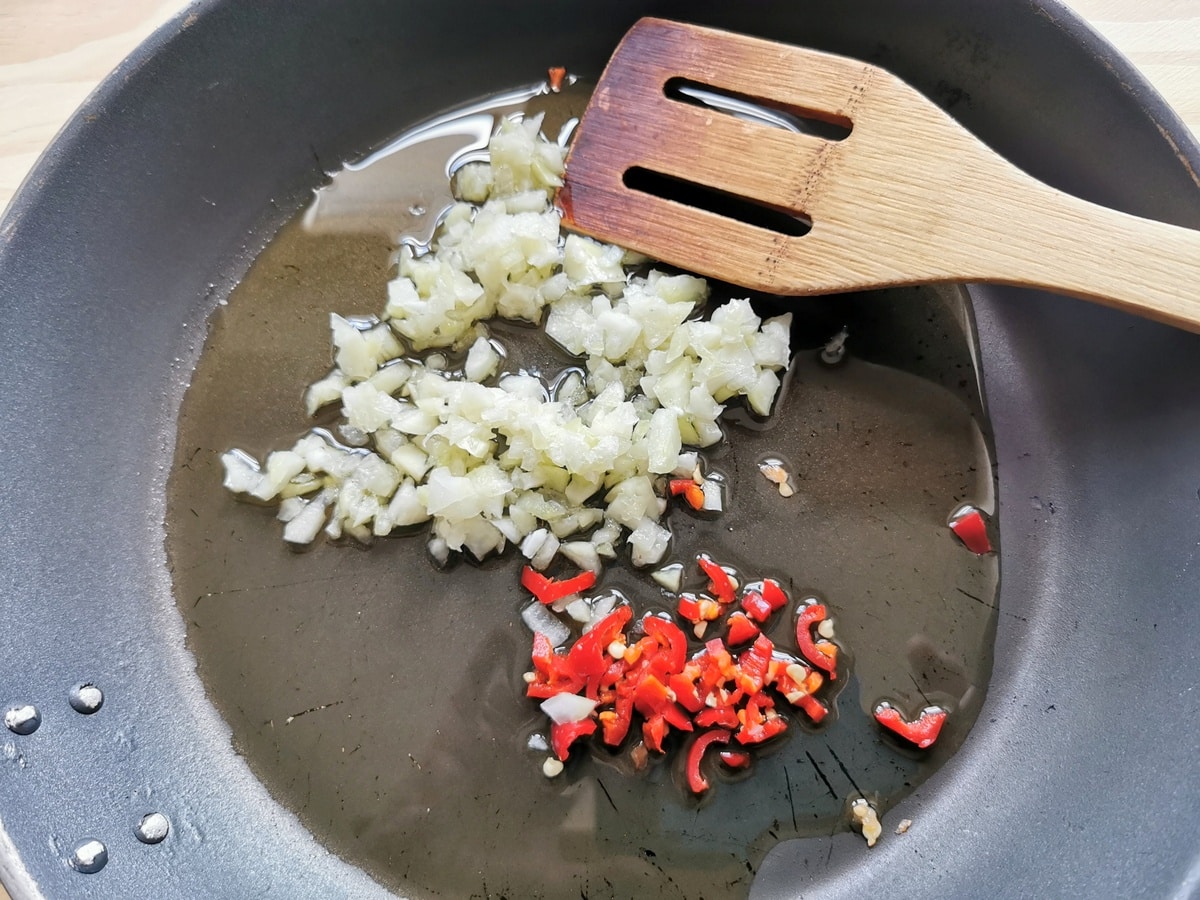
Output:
[[851, 798, 882, 847], [758, 459, 796, 497]]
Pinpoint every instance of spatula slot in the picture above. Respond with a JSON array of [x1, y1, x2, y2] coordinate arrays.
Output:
[[622, 166, 812, 237], [664, 77, 852, 142]]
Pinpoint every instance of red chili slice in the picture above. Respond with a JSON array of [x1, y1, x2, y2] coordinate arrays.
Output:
[[550, 718, 597, 761], [669, 672, 705, 713], [735, 634, 775, 694], [735, 694, 787, 745], [643, 713, 670, 753], [641, 616, 688, 673], [948, 507, 992, 554], [795, 603, 838, 679], [697, 554, 736, 603], [761, 578, 788, 612], [686, 729, 732, 794], [676, 592, 720, 624], [695, 705, 739, 729], [725, 612, 760, 646], [669, 478, 706, 511], [521, 564, 598, 605], [526, 631, 586, 698], [740, 589, 774, 623], [874, 703, 947, 748], [795, 693, 828, 723], [718, 749, 751, 769], [567, 605, 632, 677], [676, 593, 702, 622], [599, 693, 634, 746]]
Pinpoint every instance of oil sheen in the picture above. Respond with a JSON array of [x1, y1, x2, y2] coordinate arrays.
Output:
[[166, 84, 1000, 899]]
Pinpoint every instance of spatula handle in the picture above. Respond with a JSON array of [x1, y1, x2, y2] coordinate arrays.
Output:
[[984, 178, 1200, 332]]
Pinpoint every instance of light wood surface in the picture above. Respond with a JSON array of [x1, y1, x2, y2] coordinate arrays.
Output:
[[0, 1, 1196, 897]]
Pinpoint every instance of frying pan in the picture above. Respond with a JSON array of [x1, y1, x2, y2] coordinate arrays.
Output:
[[1, 1, 1198, 897]]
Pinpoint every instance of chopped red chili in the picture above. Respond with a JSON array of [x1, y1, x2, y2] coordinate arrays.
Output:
[[527, 562, 843, 796], [547, 66, 567, 92], [948, 507, 992, 554], [521, 565, 598, 605], [793, 692, 828, 724], [641, 615, 687, 672], [676, 592, 720, 624], [735, 634, 774, 694], [526, 631, 587, 698], [668, 478, 706, 511], [735, 693, 787, 745], [725, 612, 760, 646], [760, 578, 788, 612], [567, 605, 631, 677], [686, 729, 732, 793], [718, 749, 751, 769], [643, 713, 670, 753], [740, 588, 773, 623], [795, 603, 838, 679], [668, 671, 704, 713], [599, 694, 634, 745], [550, 718, 597, 761], [695, 704, 740, 729], [697, 554, 736, 603], [874, 703, 947, 748]]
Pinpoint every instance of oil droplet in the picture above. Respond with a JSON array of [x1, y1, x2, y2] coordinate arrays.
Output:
[[69, 838, 108, 874], [68, 683, 104, 714], [4, 705, 40, 735], [135, 812, 170, 844]]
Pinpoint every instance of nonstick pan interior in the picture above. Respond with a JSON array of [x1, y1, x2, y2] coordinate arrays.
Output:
[[0, 1, 1198, 897]]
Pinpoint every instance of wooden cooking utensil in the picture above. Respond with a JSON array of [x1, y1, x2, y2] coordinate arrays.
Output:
[[559, 17, 1200, 331]]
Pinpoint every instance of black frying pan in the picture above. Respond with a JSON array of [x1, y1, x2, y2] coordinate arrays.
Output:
[[1, 1, 1198, 897]]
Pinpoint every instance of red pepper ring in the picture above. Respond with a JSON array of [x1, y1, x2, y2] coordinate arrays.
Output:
[[795, 603, 838, 679], [874, 703, 947, 749], [686, 729, 732, 793]]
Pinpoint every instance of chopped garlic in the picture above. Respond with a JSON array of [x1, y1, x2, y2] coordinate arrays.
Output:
[[895, 818, 913, 835], [851, 799, 882, 847], [223, 115, 792, 562], [758, 459, 796, 498], [542, 757, 564, 778]]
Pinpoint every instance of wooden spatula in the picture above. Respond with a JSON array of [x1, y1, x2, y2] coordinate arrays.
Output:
[[559, 17, 1200, 331]]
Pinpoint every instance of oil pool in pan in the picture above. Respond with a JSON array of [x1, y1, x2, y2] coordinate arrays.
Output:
[[166, 81, 999, 899]]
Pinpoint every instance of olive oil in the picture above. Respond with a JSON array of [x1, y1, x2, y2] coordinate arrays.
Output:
[[166, 85, 998, 899]]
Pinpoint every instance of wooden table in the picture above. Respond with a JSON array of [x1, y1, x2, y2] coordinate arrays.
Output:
[[0, 1, 1196, 897]]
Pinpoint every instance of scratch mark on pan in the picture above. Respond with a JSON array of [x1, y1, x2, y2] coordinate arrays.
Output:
[[909, 671, 933, 706], [804, 749, 838, 800], [285, 699, 344, 724], [826, 746, 863, 796], [597, 777, 618, 813], [784, 766, 798, 830]]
